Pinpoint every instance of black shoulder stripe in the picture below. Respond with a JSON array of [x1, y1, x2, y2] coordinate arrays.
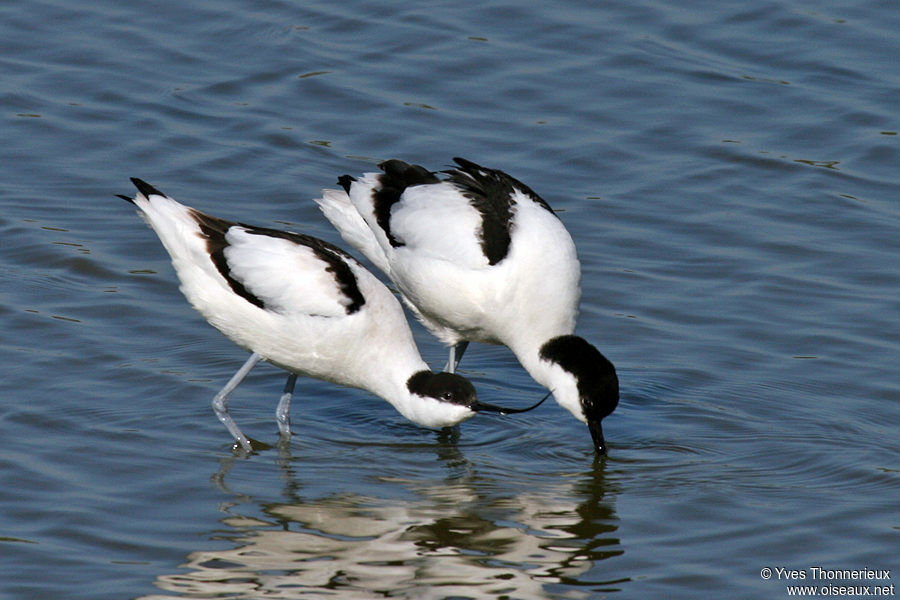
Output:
[[373, 159, 440, 248], [190, 211, 366, 315], [188, 209, 267, 310], [444, 158, 555, 265], [313, 243, 366, 315], [452, 158, 554, 214], [237, 223, 366, 315], [443, 159, 514, 265]]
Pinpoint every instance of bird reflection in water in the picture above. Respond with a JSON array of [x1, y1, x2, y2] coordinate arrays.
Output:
[[142, 438, 627, 599]]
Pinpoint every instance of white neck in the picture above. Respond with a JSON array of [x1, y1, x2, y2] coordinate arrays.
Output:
[[510, 339, 585, 424], [360, 354, 476, 429], [359, 351, 427, 409]]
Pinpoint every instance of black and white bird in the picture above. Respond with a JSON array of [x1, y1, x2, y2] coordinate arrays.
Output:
[[316, 158, 619, 454], [119, 178, 543, 452]]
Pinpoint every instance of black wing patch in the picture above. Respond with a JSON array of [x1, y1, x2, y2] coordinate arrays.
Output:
[[241, 223, 366, 315], [189, 210, 267, 309], [372, 159, 440, 248], [444, 157, 556, 265], [339, 158, 556, 266], [188, 210, 366, 315]]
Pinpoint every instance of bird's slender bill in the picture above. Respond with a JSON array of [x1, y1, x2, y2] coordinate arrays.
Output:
[[588, 419, 607, 455], [471, 389, 552, 415]]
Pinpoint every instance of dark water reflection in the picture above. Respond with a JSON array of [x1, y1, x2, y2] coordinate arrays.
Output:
[[144, 444, 622, 599]]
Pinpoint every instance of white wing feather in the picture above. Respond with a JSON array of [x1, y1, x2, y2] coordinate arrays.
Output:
[[389, 182, 490, 269], [223, 227, 355, 318], [315, 188, 391, 274]]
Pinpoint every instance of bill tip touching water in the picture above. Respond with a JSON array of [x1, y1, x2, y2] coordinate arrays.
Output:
[[118, 177, 544, 454], [318, 157, 619, 454]]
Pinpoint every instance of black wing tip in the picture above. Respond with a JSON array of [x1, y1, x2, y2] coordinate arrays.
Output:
[[130, 177, 166, 199], [116, 193, 135, 204], [440, 157, 478, 178], [337, 174, 356, 193], [451, 156, 481, 170]]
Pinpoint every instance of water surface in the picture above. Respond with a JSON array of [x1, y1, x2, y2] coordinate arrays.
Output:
[[1, 0, 897, 598]]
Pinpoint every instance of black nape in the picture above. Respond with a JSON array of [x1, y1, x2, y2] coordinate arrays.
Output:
[[407, 371, 477, 406], [539, 335, 619, 421]]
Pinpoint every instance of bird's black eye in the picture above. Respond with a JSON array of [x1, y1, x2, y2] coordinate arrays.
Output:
[[442, 391, 454, 401]]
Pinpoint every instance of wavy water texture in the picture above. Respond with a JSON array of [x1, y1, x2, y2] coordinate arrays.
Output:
[[1, 0, 897, 599]]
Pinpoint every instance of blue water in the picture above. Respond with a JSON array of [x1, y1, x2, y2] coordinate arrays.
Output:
[[1, 0, 898, 598]]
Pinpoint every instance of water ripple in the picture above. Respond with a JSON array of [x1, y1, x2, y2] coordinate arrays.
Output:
[[2, 0, 898, 598]]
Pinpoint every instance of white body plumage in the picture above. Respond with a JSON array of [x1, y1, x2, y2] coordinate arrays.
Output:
[[121, 178, 527, 452], [316, 158, 619, 453]]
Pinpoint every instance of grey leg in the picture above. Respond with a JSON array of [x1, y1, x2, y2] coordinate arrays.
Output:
[[444, 341, 470, 374], [211, 352, 262, 452], [276, 373, 298, 437]]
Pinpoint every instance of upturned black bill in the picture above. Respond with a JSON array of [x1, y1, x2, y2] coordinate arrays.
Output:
[[471, 389, 552, 415]]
